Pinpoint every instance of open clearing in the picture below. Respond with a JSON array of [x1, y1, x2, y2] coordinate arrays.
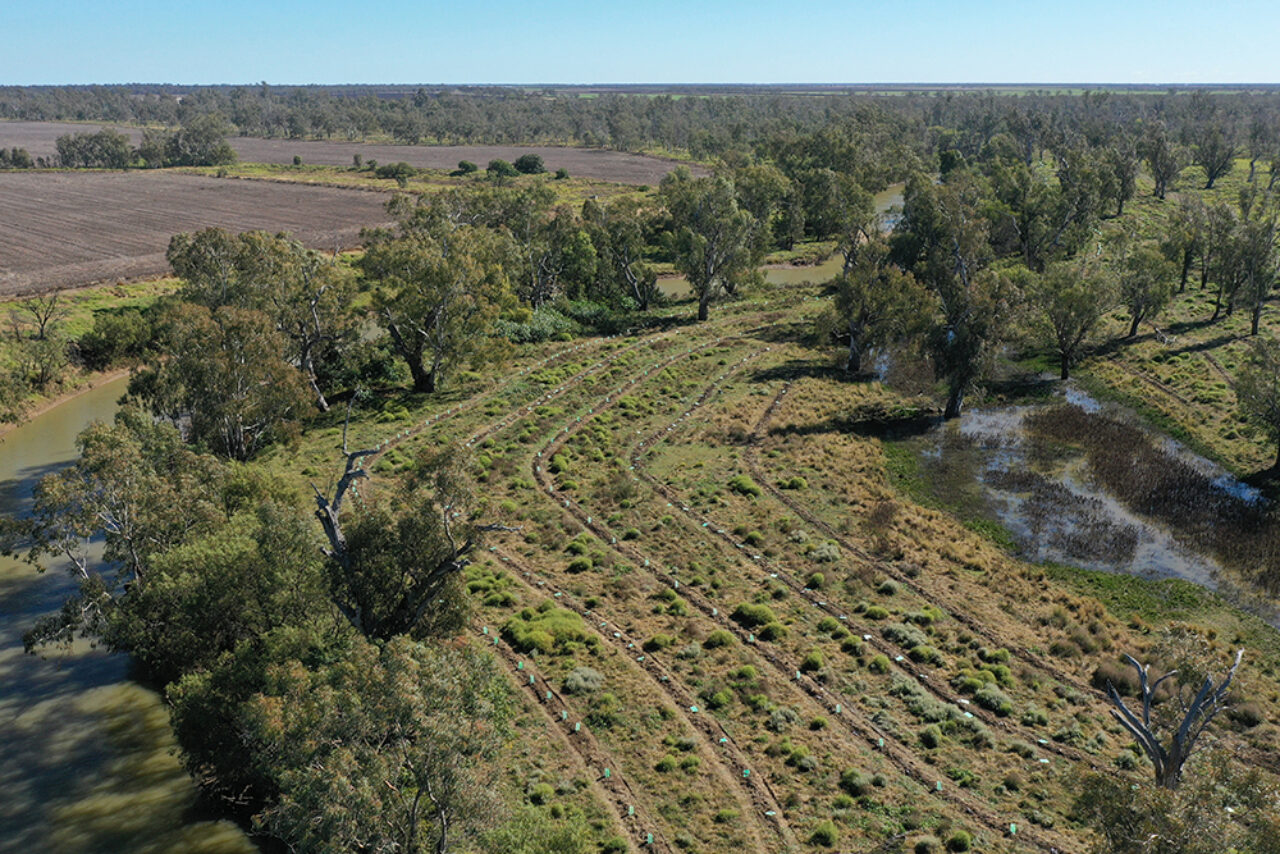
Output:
[[0, 171, 391, 296], [0, 121, 697, 185], [259, 287, 1280, 853]]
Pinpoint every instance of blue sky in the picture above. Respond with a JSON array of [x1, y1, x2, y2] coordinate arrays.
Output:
[[3, 0, 1277, 85]]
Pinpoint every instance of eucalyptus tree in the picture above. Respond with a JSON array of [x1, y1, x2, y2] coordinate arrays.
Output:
[[891, 172, 1014, 418], [1119, 246, 1176, 338], [1142, 123, 1183, 201], [1030, 260, 1114, 379], [1189, 123, 1237, 190], [660, 167, 759, 321], [140, 302, 312, 460], [822, 237, 930, 375], [361, 221, 514, 394], [581, 196, 660, 309], [1237, 337, 1280, 470], [167, 228, 358, 411]]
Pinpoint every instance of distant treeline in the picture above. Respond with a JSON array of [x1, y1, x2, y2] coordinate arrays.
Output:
[[4, 84, 1280, 161]]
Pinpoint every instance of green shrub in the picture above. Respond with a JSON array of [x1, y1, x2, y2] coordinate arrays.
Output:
[[743, 529, 764, 546], [728, 475, 762, 497], [914, 836, 941, 854], [909, 645, 941, 665], [566, 557, 593, 573], [487, 158, 519, 177], [707, 689, 734, 709], [810, 820, 839, 847], [883, 622, 929, 649], [513, 153, 547, 174], [878, 579, 900, 595], [868, 654, 891, 673], [528, 782, 555, 805], [974, 683, 1013, 716], [946, 830, 972, 852], [644, 633, 676, 652], [621, 527, 640, 540], [800, 650, 824, 672], [919, 725, 942, 749], [779, 476, 808, 490], [703, 629, 735, 649], [654, 755, 678, 772], [865, 606, 890, 620], [839, 768, 869, 796], [758, 622, 788, 641], [806, 572, 826, 590], [503, 607, 598, 655], [714, 809, 738, 824], [731, 603, 777, 627]]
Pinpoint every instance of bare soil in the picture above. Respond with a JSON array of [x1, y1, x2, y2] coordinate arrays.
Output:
[[0, 171, 391, 296], [0, 121, 696, 185]]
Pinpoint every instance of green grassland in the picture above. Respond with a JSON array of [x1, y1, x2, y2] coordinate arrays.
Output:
[[235, 277, 1280, 853]]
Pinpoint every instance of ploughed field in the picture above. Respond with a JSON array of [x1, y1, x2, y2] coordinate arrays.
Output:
[[0, 121, 696, 185], [268, 288, 1280, 854], [0, 171, 390, 296]]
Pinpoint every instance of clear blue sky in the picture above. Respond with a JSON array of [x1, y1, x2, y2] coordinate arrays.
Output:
[[4, 0, 1277, 85]]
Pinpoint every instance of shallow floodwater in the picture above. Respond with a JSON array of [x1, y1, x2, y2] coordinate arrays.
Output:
[[902, 386, 1280, 627], [0, 378, 256, 854]]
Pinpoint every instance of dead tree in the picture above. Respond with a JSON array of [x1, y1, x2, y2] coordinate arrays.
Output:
[[1105, 650, 1243, 789], [314, 405, 515, 638]]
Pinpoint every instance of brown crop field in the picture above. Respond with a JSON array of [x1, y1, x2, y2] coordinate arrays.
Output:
[[0, 171, 391, 297], [0, 121, 697, 185]]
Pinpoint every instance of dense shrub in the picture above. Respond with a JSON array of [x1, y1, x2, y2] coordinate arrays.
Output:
[[728, 475, 762, 497], [502, 606, 599, 655], [840, 768, 870, 796], [731, 602, 777, 628], [703, 629, 735, 649], [974, 683, 1013, 716], [810, 820, 839, 847], [513, 153, 547, 174]]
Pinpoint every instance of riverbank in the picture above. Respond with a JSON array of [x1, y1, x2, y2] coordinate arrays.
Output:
[[0, 367, 129, 443]]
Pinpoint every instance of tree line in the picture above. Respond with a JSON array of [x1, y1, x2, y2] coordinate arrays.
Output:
[[51, 116, 236, 168], [3, 84, 1280, 164]]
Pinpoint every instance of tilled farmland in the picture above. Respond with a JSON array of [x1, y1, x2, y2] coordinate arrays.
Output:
[[0, 171, 392, 296], [0, 121, 697, 185]]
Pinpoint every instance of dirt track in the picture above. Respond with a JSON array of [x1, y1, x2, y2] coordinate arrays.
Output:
[[0, 121, 696, 185], [0, 171, 391, 297]]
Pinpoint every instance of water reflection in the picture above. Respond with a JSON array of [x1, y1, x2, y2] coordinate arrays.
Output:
[[899, 384, 1279, 627], [0, 378, 255, 854]]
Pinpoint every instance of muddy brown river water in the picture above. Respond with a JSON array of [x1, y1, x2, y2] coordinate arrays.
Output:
[[0, 377, 255, 854]]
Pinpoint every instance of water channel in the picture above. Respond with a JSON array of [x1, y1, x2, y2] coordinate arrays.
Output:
[[0, 377, 255, 854]]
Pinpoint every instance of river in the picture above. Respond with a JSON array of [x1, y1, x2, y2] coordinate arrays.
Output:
[[0, 377, 255, 854]]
